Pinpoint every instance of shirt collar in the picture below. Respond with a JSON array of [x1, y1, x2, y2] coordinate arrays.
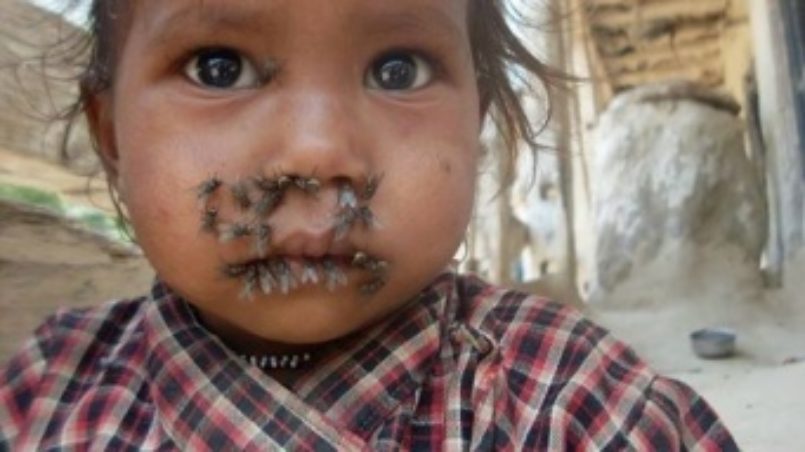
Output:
[[142, 272, 458, 448]]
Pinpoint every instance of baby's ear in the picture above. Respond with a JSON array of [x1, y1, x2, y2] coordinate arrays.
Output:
[[84, 91, 122, 191]]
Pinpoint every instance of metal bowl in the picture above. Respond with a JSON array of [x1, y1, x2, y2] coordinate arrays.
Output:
[[690, 327, 736, 359]]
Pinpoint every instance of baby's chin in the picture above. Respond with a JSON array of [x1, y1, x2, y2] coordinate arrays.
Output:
[[186, 276, 417, 345]]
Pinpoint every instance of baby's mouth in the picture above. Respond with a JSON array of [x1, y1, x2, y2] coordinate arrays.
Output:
[[223, 252, 388, 299], [196, 171, 388, 299]]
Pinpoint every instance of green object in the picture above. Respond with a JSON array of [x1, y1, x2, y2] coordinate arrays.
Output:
[[0, 184, 64, 212], [0, 183, 131, 244]]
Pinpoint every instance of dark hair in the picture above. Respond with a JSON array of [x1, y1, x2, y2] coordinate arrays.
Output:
[[62, 0, 560, 194], [469, 0, 562, 158]]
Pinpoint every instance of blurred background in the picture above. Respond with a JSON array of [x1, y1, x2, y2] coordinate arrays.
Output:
[[0, 0, 803, 449]]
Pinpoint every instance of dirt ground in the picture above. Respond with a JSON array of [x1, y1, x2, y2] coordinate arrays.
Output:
[[1, 148, 802, 451], [0, 148, 153, 360], [593, 307, 805, 451]]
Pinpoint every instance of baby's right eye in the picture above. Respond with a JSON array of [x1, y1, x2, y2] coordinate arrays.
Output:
[[184, 48, 260, 89]]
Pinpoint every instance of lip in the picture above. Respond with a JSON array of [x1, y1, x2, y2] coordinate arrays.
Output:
[[229, 245, 385, 276], [226, 253, 355, 296], [273, 254, 351, 268], [229, 249, 358, 276], [266, 212, 343, 255], [222, 245, 390, 297], [253, 234, 357, 261]]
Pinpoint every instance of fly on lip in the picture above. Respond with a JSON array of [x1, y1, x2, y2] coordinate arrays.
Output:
[[223, 254, 365, 298]]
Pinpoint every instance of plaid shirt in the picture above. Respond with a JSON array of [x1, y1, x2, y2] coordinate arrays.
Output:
[[1, 273, 737, 451]]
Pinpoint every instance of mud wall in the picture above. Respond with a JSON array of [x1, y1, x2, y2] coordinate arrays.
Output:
[[591, 81, 766, 306]]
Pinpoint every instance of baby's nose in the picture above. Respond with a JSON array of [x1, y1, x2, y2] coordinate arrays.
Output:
[[263, 88, 370, 185]]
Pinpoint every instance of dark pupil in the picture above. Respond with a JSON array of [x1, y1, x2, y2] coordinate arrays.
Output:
[[197, 49, 242, 88], [374, 55, 416, 89]]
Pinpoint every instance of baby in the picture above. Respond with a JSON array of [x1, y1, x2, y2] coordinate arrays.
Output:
[[0, 0, 738, 450]]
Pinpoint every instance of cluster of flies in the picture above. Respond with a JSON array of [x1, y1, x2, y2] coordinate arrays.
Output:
[[195, 172, 387, 300]]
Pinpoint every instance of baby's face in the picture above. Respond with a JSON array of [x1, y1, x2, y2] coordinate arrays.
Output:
[[96, 0, 480, 344]]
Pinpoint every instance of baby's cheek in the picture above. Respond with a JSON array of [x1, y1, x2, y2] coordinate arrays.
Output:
[[417, 168, 474, 254], [122, 182, 198, 263], [444, 156, 477, 220]]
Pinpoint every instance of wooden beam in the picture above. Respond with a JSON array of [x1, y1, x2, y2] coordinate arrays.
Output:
[[589, 0, 728, 30], [613, 63, 724, 88], [572, 0, 615, 111], [585, 0, 631, 9], [606, 40, 723, 74], [594, 21, 721, 56]]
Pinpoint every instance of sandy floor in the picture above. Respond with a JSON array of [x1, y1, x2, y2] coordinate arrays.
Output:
[[676, 360, 805, 450], [594, 305, 805, 451], [1, 148, 803, 450]]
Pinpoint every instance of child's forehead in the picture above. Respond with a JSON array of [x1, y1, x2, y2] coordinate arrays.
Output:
[[134, 0, 469, 41]]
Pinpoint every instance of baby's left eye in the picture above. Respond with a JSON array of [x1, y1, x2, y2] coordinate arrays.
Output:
[[366, 52, 433, 91]]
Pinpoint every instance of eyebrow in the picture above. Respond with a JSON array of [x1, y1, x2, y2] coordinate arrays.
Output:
[[141, 1, 465, 48], [356, 5, 466, 44], [142, 1, 282, 45]]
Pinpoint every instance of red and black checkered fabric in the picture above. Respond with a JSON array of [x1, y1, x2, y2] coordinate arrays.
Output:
[[0, 273, 737, 450]]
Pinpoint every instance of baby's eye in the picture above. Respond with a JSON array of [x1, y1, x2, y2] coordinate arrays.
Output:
[[184, 48, 260, 89], [366, 52, 433, 91]]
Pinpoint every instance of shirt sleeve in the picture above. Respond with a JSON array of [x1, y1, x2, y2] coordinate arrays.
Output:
[[627, 376, 739, 451], [0, 315, 57, 445]]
